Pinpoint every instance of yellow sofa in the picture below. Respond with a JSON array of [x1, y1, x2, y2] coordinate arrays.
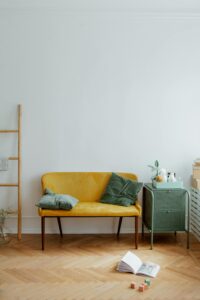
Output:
[[38, 172, 142, 250]]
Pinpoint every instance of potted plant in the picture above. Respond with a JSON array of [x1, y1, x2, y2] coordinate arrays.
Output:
[[0, 209, 16, 244], [148, 160, 161, 181]]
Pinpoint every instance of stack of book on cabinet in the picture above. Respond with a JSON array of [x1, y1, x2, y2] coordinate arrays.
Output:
[[192, 159, 200, 190]]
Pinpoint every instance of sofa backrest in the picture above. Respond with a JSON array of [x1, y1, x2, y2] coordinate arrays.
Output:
[[41, 172, 138, 202]]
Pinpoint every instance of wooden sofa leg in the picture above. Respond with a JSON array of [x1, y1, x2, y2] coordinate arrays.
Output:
[[57, 217, 63, 237], [41, 217, 45, 251], [135, 216, 138, 249], [117, 217, 123, 237]]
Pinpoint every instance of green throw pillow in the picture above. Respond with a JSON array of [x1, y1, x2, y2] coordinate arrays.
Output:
[[36, 189, 79, 210], [100, 173, 143, 207]]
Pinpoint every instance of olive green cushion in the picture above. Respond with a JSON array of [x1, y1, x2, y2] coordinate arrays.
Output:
[[100, 173, 143, 206], [36, 189, 79, 210]]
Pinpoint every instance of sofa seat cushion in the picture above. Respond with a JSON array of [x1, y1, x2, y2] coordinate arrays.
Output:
[[38, 202, 141, 217]]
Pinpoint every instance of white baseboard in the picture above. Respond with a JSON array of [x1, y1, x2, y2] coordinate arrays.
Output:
[[5, 216, 141, 234]]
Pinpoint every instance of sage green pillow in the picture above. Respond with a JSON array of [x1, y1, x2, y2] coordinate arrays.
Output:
[[100, 173, 143, 207], [36, 189, 79, 210], [36, 195, 60, 210]]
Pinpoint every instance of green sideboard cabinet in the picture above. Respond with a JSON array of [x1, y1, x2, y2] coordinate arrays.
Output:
[[142, 184, 190, 249]]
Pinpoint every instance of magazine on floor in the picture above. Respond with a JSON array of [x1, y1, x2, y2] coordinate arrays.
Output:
[[117, 251, 160, 278]]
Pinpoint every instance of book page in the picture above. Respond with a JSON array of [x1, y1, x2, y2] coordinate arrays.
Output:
[[137, 262, 160, 278], [121, 251, 142, 274]]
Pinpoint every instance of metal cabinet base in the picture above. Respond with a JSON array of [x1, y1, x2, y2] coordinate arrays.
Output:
[[142, 184, 190, 249]]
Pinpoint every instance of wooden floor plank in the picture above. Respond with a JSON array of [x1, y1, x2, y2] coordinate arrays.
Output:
[[0, 233, 200, 299]]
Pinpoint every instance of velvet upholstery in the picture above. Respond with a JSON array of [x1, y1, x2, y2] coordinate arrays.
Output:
[[39, 172, 141, 217]]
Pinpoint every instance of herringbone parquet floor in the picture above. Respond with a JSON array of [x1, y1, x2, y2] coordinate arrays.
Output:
[[0, 233, 200, 300]]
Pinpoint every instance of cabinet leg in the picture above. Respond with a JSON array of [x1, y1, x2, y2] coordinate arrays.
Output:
[[41, 217, 45, 251], [187, 231, 190, 249], [117, 217, 123, 237], [142, 223, 144, 238], [186, 190, 190, 249], [135, 216, 138, 249], [150, 230, 153, 250]]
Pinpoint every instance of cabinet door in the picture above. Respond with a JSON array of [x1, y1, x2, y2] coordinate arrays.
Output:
[[154, 190, 186, 231]]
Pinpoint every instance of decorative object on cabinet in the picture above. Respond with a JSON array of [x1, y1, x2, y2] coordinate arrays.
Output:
[[0, 105, 22, 240], [148, 160, 161, 181], [142, 183, 190, 249], [148, 160, 183, 189], [152, 180, 183, 189]]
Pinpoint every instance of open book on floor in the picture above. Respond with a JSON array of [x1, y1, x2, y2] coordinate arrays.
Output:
[[117, 251, 160, 278]]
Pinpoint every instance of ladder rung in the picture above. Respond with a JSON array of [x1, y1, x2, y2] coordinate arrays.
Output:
[[8, 157, 19, 160], [0, 183, 18, 187], [0, 130, 19, 133]]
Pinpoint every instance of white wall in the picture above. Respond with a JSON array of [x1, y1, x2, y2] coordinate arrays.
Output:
[[0, 0, 200, 234]]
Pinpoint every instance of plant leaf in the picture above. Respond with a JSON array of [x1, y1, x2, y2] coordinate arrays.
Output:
[[148, 165, 156, 171]]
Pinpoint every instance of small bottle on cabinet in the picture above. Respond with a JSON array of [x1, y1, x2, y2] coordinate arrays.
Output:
[[168, 172, 176, 182]]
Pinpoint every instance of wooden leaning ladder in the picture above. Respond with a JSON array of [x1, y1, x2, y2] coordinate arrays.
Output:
[[0, 105, 22, 240]]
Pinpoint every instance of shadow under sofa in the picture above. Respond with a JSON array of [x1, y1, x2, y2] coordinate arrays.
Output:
[[38, 172, 142, 250]]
